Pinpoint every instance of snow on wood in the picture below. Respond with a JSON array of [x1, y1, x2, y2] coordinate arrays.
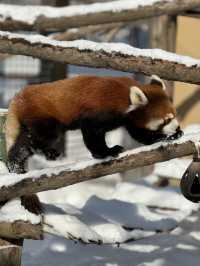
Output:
[[0, 0, 199, 32], [0, 198, 41, 225], [0, 131, 199, 202], [0, 31, 200, 83], [0, 165, 42, 240]]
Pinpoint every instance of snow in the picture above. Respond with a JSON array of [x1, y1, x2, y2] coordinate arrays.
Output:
[[0, 30, 200, 68], [22, 161, 200, 265], [43, 202, 155, 244], [0, 0, 169, 24], [0, 163, 41, 225], [0, 198, 41, 224]]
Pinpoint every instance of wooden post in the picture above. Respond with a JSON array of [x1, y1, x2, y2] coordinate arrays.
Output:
[[149, 15, 177, 100], [40, 0, 68, 82], [0, 109, 23, 266]]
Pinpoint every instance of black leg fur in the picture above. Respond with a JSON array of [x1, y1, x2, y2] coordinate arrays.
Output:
[[7, 125, 33, 173], [30, 119, 66, 160], [81, 117, 123, 158], [7, 126, 42, 215]]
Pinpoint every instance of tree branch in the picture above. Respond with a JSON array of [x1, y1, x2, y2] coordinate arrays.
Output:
[[0, 31, 200, 84], [0, 133, 199, 202], [0, 0, 200, 32]]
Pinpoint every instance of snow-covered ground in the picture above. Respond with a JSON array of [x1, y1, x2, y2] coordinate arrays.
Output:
[[23, 212, 200, 266], [19, 124, 200, 265]]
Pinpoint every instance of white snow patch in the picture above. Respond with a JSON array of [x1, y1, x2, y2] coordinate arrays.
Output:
[[189, 231, 200, 241], [0, 198, 41, 224], [113, 181, 198, 212], [43, 202, 155, 244], [122, 243, 159, 252], [176, 243, 198, 251]]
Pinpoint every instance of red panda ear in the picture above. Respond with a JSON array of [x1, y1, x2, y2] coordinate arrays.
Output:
[[130, 86, 148, 107], [150, 75, 166, 91]]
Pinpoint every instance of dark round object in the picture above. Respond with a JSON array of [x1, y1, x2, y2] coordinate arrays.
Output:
[[180, 158, 200, 203]]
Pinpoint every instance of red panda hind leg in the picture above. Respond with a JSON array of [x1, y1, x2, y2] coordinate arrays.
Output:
[[7, 125, 33, 174], [6, 125, 43, 215]]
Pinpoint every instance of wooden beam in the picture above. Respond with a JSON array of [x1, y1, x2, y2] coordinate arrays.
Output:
[[0, 133, 199, 202], [0, 0, 200, 32], [0, 31, 200, 84], [149, 15, 177, 99], [0, 239, 23, 266]]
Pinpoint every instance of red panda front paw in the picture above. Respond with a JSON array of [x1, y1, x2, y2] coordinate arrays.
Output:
[[109, 145, 124, 157], [92, 146, 124, 159]]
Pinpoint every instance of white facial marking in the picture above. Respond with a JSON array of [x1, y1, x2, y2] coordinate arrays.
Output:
[[129, 86, 148, 108], [162, 118, 179, 135], [146, 118, 164, 130], [151, 75, 166, 91], [125, 105, 138, 113], [165, 113, 174, 120]]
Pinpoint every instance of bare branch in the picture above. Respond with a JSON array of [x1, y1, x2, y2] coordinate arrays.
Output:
[[0, 0, 200, 32], [0, 31, 200, 84], [0, 133, 199, 202]]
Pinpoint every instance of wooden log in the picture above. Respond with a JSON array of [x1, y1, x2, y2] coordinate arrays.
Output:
[[0, 238, 23, 266], [0, 0, 200, 32], [0, 221, 42, 240], [0, 133, 199, 202], [0, 31, 200, 84]]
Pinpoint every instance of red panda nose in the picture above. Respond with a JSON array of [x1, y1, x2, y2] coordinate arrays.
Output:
[[167, 127, 183, 140], [176, 127, 183, 138]]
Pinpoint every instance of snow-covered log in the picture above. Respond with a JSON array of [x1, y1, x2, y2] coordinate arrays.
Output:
[[0, 0, 199, 32], [0, 198, 42, 240], [0, 31, 200, 84], [0, 132, 199, 202]]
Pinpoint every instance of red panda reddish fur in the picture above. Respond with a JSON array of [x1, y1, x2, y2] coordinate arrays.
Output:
[[12, 75, 140, 125]]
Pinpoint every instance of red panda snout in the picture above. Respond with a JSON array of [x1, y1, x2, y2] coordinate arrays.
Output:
[[162, 117, 179, 135]]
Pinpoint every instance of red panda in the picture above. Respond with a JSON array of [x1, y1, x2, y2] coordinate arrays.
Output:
[[6, 74, 183, 170], [5, 75, 183, 214]]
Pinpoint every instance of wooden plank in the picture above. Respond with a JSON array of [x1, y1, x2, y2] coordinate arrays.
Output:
[[0, 239, 23, 266]]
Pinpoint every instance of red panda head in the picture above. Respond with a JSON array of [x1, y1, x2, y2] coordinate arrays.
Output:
[[126, 75, 183, 144]]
